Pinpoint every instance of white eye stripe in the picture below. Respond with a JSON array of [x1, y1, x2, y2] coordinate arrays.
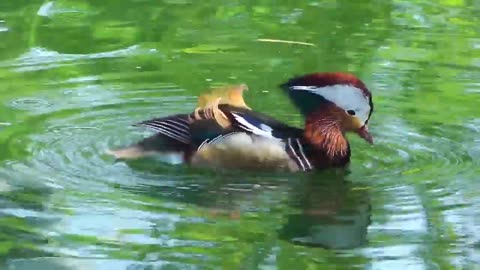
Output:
[[291, 84, 371, 124], [291, 86, 318, 91]]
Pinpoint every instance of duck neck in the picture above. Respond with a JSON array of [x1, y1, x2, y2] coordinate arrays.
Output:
[[303, 107, 349, 160]]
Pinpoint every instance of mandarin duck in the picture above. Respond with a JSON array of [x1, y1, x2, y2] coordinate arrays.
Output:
[[108, 72, 374, 172]]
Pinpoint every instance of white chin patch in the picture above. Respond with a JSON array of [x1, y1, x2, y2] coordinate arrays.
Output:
[[292, 84, 370, 124]]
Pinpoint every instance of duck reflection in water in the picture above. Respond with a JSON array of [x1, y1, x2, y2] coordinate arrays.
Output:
[[118, 165, 371, 250], [279, 171, 371, 249]]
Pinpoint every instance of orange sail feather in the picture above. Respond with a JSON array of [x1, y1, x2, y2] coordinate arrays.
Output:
[[190, 84, 250, 128]]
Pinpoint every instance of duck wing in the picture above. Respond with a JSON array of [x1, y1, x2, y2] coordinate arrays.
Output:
[[131, 84, 251, 147], [187, 104, 302, 149], [220, 105, 303, 140], [219, 106, 313, 171], [134, 104, 302, 145], [108, 84, 304, 162], [134, 114, 191, 144]]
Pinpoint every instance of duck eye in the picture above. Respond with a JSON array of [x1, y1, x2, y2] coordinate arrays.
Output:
[[347, 110, 356, 116]]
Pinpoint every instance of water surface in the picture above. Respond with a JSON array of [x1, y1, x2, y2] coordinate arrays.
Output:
[[0, 0, 479, 269]]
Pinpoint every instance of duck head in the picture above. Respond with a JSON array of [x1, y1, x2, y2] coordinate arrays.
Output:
[[281, 72, 374, 144]]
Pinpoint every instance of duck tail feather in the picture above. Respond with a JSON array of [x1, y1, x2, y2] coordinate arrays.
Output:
[[197, 84, 250, 109], [106, 144, 152, 160], [107, 133, 189, 160]]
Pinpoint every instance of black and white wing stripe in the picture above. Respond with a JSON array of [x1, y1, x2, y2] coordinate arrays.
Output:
[[135, 114, 191, 144], [286, 138, 313, 171], [230, 112, 279, 139], [197, 132, 241, 151]]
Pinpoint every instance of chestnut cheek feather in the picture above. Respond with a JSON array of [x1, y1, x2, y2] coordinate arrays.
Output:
[[304, 116, 349, 157]]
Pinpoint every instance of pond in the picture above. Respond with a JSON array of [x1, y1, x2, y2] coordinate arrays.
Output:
[[0, 0, 479, 269]]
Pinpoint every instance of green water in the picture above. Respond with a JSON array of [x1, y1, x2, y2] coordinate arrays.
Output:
[[1, 0, 479, 269]]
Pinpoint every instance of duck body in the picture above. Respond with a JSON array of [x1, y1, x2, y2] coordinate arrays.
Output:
[[109, 73, 373, 172]]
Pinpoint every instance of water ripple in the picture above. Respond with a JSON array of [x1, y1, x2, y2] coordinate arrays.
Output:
[[9, 98, 53, 112], [361, 117, 476, 182], [0, 20, 8, 32], [0, 46, 160, 72]]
